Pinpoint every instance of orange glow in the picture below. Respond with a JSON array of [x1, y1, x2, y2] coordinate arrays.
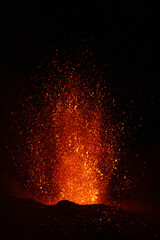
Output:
[[17, 59, 119, 205], [54, 85, 102, 204]]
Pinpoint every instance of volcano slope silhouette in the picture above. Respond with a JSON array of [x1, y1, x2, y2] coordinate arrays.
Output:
[[0, 196, 159, 240]]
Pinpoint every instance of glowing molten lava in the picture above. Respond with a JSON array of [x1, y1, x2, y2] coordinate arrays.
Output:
[[16, 59, 119, 205], [54, 84, 102, 204]]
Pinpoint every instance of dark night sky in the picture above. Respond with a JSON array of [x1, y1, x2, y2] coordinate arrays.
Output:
[[0, 2, 160, 206]]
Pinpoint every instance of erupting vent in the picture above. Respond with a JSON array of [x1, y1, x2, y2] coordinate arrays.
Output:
[[15, 56, 121, 205]]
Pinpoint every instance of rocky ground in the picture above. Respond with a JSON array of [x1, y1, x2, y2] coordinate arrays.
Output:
[[0, 196, 159, 240]]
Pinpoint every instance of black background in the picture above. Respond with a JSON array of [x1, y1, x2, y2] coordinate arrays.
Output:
[[0, 2, 160, 210]]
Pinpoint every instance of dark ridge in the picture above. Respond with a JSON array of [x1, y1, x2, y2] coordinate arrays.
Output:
[[0, 196, 158, 240], [56, 199, 77, 206]]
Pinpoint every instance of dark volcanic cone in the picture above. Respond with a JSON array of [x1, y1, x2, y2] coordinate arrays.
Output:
[[0, 196, 159, 240]]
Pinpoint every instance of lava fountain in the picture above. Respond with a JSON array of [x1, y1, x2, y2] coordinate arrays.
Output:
[[15, 57, 120, 205], [54, 78, 104, 205]]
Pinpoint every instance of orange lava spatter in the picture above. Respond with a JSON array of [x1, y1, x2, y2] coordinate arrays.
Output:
[[54, 79, 103, 204], [16, 57, 120, 205]]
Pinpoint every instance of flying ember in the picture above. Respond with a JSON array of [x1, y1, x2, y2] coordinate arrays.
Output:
[[16, 55, 120, 205]]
